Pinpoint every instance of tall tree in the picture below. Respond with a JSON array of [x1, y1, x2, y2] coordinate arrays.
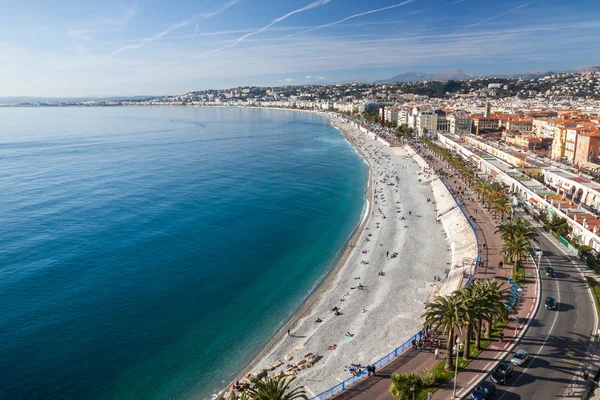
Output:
[[422, 293, 466, 371], [246, 375, 308, 400]]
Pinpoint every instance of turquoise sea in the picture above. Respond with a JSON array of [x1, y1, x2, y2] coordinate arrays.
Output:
[[0, 107, 368, 399]]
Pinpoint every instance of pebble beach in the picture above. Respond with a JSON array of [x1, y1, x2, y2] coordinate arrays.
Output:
[[223, 116, 476, 398]]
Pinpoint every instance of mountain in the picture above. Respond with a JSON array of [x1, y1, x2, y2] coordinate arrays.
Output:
[[0, 96, 157, 105], [374, 69, 476, 83]]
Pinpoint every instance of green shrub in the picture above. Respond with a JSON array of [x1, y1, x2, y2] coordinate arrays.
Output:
[[421, 368, 436, 387]]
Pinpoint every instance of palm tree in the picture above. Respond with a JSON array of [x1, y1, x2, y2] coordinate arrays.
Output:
[[474, 280, 508, 342], [246, 375, 308, 400], [422, 293, 466, 371], [457, 285, 478, 360], [501, 235, 533, 268], [496, 218, 537, 247], [491, 197, 513, 221], [549, 214, 572, 237], [389, 372, 423, 400]]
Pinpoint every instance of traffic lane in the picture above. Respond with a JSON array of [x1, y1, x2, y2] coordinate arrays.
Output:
[[493, 237, 593, 399]]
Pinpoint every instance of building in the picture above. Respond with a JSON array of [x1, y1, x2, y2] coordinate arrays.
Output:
[[448, 113, 473, 135], [410, 106, 438, 136], [505, 118, 533, 134], [472, 116, 500, 134], [436, 110, 449, 132], [575, 131, 600, 166]]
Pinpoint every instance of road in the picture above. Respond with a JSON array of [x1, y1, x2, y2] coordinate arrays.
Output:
[[478, 213, 596, 400]]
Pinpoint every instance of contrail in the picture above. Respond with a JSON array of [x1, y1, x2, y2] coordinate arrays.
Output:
[[196, 0, 332, 59], [113, 20, 189, 55], [281, 0, 416, 40], [455, 2, 534, 33]]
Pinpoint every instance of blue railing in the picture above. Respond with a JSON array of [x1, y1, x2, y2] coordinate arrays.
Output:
[[438, 176, 481, 286], [310, 333, 421, 400]]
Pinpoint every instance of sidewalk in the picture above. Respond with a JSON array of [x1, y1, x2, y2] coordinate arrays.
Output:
[[331, 143, 539, 400]]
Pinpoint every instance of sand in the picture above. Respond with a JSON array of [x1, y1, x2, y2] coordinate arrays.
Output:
[[221, 116, 477, 399]]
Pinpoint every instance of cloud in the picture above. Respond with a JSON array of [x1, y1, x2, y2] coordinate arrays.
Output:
[[114, 0, 241, 55], [68, 4, 138, 40], [196, 0, 333, 58], [199, 0, 241, 19], [113, 20, 190, 55], [305, 75, 311, 78], [455, 2, 535, 33], [278, 0, 416, 41], [278, 78, 294, 82]]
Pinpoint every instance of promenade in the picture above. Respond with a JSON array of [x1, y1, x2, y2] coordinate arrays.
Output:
[[332, 140, 539, 400]]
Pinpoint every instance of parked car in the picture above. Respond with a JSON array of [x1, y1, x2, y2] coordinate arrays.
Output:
[[545, 267, 555, 277], [510, 349, 530, 366], [545, 296, 556, 310], [471, 381, 497, 400], [490, 362, 514, 384], [533, 247, 543, 256]]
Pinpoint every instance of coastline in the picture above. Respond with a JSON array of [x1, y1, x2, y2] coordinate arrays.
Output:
[[218, 112, 374, 397], [219, 112, 453, 398]]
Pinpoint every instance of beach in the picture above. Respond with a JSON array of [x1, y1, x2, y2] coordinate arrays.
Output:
[[224, 116, 478, 398]]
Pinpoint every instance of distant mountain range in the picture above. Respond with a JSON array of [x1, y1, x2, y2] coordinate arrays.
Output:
[[0, 96, 156, 105], [372, 67, 600, 83]]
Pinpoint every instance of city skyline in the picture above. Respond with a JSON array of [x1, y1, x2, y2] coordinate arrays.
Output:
[[3, 0, 600, 97]]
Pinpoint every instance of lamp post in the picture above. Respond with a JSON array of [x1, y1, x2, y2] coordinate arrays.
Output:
[[410, 385, 415, 400], [453, 337, 463, 399], [537, 252, 542, 270]]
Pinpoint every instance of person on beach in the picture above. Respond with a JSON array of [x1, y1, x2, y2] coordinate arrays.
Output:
[[287, 329, 291, 336]]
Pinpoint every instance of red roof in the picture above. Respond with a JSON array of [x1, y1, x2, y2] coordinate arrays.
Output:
[[574, 177, 591, 183]]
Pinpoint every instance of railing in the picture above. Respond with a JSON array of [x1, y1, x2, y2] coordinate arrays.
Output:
[[312, 150, 483, 400], [438, 176, 481, 286], [310, 333, 421, 400]]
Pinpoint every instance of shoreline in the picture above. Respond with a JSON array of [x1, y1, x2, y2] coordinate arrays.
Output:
[[216, 110, 472, 399], [216, 112, 374, 397]]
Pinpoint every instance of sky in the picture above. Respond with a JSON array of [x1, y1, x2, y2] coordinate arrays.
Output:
[[2, 0, 600, 97]]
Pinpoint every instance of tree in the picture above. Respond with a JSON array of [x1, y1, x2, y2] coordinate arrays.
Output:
[[549, 214, 572, 237], [389, 372, 423, 400], [422, 293, 465, 371], [491, 197, 513, 221], [474, 280, 508, 342], [501, 235, 533, 268], [457, 285, 479, 360], [246, 375, 308, 400]]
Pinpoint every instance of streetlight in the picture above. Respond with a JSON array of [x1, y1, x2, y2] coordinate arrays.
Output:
[[537, 252, 542, 270], [410, 385, 415, 400], [453, 337, 463, 399]]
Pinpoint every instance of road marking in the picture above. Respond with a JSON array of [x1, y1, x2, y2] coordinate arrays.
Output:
[[496, 254, 559, 400], [483, 362, 491, 370], [504, 342, 509, 348], [495, 352, 503, 359], [457, 389, 465, 396], [468, 376, 478, 385]]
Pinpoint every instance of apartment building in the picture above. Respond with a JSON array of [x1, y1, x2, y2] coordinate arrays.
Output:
[[472, 116, 500, 134], [448, 113, 473, 135], [575, 131, 600, 166]]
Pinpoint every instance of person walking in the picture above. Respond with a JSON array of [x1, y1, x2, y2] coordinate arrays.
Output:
[[499, 332, 504, 342], [287, 329, 291, 337], [435, 348, 440, 360]]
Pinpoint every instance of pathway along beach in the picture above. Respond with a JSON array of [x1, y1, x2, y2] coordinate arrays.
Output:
[[221, 116, 472, 398]]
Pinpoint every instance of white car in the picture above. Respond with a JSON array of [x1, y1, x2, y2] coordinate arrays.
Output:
[[510, 349, 529, 366], [532, 247, 543, 256]]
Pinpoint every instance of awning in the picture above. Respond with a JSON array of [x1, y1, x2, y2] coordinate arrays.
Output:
[[529, 197, 537, 203]]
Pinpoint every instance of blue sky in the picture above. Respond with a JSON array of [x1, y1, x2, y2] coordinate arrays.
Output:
[[2, 0, 600, 96]]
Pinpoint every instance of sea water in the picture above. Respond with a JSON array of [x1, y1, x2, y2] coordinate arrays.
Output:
[[0, 107, 367, 399]]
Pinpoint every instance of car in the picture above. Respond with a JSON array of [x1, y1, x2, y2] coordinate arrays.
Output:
[[490, 362, 514, 384], [510, 349, 530, 366], [471, 381, 497, 400], [545, 266, 555, 277], [533, 247, 543, 256], [545, 296, 556, 310]]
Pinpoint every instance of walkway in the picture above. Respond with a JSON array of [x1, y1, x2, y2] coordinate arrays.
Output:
[[332, 141, 539, 400]]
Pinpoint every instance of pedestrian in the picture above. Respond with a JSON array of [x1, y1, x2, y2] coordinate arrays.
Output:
[[386, 251, 389, 257], [372, 364, 376, 376], [412, 339, 416, 349], [287, 329, 291, 336], [499, 332, 504, 342], [435, 348, 440, 360]]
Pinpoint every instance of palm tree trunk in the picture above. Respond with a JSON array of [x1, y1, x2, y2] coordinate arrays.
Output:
[[474, 320, 482, 351], [462, 323, 472, 359], [484, 318, 491, 339], [445, 326, 454, 371]]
